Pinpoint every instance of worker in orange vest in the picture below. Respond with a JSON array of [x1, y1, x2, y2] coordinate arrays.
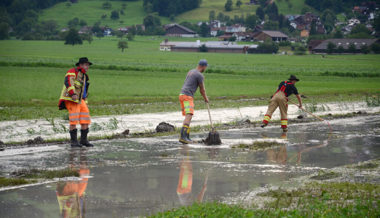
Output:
[[58, 57, 93, 147]]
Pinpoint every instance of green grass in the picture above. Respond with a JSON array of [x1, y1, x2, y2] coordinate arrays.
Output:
[[0, 177, 32, 188], [151, 182, 380, 217], [0, 37, 379, 121], [40, 0, 170, 29], [12, 168, 80, 179]]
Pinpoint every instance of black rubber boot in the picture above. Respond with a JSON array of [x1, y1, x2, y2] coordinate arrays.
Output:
[[179, 125, 192, 144], [70, 129, 82, 148], [80, 129, 94, 147], [282, 127, 288, 133]]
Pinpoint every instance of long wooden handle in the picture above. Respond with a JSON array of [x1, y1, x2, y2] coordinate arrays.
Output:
[[206, 103, 214, 129], [288, 100, 324, 121]]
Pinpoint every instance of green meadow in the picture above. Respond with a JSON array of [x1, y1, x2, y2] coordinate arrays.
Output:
[[39, 0, 310, 27], [0, 36, 379, 121]]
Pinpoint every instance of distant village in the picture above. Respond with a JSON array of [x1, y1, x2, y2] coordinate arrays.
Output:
[[56, 1, 379, 54]]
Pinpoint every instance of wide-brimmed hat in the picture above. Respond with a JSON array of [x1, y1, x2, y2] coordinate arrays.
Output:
[[288, 75, 299, 81], [76, 57, 93, 66]]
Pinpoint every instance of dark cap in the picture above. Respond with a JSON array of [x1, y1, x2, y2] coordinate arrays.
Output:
[[198, 59, 208, 66], [288, 75, 299, 81], [76, 57, 93, 66]]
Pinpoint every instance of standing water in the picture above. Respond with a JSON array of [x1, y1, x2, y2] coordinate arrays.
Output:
[[0, 115, 379, 217]]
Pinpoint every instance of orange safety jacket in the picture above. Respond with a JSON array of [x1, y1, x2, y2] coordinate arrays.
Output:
[[58, 67, 90, 110]]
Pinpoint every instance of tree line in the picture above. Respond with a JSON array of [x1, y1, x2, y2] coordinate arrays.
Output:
[[143, 0, 201, 17]]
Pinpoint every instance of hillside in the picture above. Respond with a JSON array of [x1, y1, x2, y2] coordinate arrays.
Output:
[[176, 0, 311, 23], [39, 0, 311, 29], [39, 0, 169, 29]]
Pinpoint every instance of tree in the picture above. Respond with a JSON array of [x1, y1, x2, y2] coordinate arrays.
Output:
[[236, 0, 242, 8], [199, 44, 208, 52], [110, 10, 119, 20], [121, 3, 127, 10], [326, 42, 336, 54], [321, 9, 336, 34], [209, 10, 215, 22], [256, 6, 265, 20], [294, 46, 307, 55], [65, 28, 82, 45], [256, 41, 279, 53], [309, 20, 317, 35], [115, 30, 124, 38], [350, 24, 371, 36], [143, 15, 161, 29], [374, 15, 380, 34], [336, 45, 344, 53], [81, 33, 93, 44], [334, 29, 343, 38], [347, 43, 356, 53], [200, 22, 210, 37], [68, 17, 79, 28], [127, 33, 134, 41], [245, 15, 257, 29], [225, 0, 233, 12], [371, 43, 380, 54], [102, 2, 112, 9], [266, 2, 279, 21], [118, 40, 128, 52], [361, 44, 370, 54], [264, 20, 279, 30], [79, 19, 87, 27], [0, 22, 9, 39]]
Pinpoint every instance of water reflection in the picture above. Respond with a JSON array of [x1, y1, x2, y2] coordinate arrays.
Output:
[[56, 149, 90, 218], [177, 146, 208, 206]]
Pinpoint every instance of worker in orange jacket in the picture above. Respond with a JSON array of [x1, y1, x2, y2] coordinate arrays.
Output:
[[58, 57, 93, 147]]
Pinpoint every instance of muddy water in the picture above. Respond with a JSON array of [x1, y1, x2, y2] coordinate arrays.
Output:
[[0, 115, 379, 218]]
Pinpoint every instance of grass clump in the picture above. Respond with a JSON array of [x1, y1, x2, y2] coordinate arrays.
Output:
[[355, 162, 379, 170], [310, 171, 341, 180], [232, 141, 283, 151], [0, 177, 32, 188]]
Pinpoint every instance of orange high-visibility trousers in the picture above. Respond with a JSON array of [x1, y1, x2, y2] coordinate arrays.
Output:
[[65, 100, 91, 125]]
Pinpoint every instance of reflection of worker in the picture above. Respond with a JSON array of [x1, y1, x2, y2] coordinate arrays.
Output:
[[56, 149, 90, 218], [179, 60, 209, 144], [177, 146, 208, 206], [266, 133, 288, 165], [261, 75, 302, 132]]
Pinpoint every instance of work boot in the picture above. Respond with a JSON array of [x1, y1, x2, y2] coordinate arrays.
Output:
[[80, 129, 94, 147], [261, 123, 267, 128], [179, 125, 192, 144], [69, 129, 82, 148], [282, 127, 288, 133]]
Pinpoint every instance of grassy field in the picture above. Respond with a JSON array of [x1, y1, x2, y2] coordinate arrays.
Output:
[[39, 0, 170, 29], [39, 0, 311, 29], [0, 36, 379, 121]]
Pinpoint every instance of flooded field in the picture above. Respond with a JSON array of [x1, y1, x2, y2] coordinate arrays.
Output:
[[0, 115, 379, 217]]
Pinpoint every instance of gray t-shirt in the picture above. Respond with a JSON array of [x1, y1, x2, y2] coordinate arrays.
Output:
[[180, 69, 204, 97]]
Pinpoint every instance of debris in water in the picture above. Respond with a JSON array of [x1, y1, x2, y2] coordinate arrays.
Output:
[[122, 129, 130, 136], [155, 122, 175, 133], [297, 115, 304, 119], [26, 136, 44, 145], [203, 131, 222, 145]]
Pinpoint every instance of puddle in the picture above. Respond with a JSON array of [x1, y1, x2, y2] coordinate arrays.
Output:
[[0, 115, 379, 217]]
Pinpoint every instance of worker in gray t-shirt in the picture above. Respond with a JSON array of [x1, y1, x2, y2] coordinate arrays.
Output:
[[179, 59, 209, 144]]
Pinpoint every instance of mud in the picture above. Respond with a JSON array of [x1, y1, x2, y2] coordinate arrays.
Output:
[[155, 122, 175, 133]]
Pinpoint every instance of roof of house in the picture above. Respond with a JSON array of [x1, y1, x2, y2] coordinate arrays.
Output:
[[313, 38, 379, 50], [260, 30, 289, 38], [164, 23, 196, 34], [160, 41, 258, 49]]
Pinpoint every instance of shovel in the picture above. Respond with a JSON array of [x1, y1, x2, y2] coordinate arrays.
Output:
[[204, 103, 222, 145]]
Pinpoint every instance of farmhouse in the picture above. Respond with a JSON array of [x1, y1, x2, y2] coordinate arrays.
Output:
[[159, 40, 258, 54], [164, 23, 197, 37], [254, 30, 288, 42], [311, 38, 379, 54]]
